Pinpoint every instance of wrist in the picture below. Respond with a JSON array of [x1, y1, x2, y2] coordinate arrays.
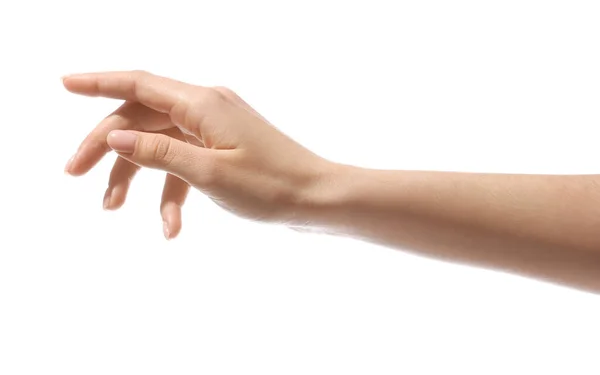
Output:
[[291, 160, 363, 230]]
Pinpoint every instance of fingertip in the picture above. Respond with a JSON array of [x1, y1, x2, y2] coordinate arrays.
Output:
[[103, 191, 111, 210], [163, 219, 181, 240], [161, 204, 182, 240], [61, 73, 99, 95], [163, 221, 172, 240], [61, 74, 79, 89], [64, 154, 76, 175], [64, 143, 106, 177], [63, 153, 87, 176], [103, 185, 126, 211]]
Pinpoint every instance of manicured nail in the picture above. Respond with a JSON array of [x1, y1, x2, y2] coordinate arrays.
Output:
[[107, 130, 137, 153], [64, 154, 76, 174], [163, 221, 171, 240]]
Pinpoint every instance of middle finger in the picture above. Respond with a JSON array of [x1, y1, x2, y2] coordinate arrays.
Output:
[[65, 101, 172, 176]]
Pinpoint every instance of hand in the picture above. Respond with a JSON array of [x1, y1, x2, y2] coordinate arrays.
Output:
[[63, 70, 332, 239]]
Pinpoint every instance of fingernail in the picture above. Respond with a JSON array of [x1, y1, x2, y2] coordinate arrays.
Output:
[[103, 189, 112, 210], [163, 221, 171, 240], [64, 154, 76, 174], [107, 130, 137, 153]]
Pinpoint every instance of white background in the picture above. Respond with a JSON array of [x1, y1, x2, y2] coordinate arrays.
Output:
[[1, 1, 600, 374]]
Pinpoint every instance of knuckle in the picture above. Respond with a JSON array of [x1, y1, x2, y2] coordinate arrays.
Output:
[[213, 86, 237, 100], [131, 69, 151, 79], [201, 88, 224, 106], [145, 135, 175, 166], [187, 88, 225, 114], [127, 70, 149, 99]]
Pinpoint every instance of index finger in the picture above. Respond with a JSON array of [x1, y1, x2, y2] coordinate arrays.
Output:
[[62, 70, 195, 114]]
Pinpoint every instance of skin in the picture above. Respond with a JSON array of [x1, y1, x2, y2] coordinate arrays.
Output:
[[63, 70, 600, 294]]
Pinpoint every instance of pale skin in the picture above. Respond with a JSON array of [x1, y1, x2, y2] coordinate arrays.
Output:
[[63, 70, 600, 294]]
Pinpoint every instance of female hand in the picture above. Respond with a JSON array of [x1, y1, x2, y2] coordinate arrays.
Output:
[[63, 70, 332, 239], [62, 71, 600, 293]]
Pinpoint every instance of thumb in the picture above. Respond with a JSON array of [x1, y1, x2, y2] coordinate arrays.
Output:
[[106, 130, 216, 187]]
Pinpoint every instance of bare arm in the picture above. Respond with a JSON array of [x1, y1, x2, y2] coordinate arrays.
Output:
[[63, 71, 600, 294], [301, 166, 600, 293]]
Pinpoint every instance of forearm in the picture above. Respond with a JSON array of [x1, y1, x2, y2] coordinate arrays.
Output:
[[302, 164, 600, 292]]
